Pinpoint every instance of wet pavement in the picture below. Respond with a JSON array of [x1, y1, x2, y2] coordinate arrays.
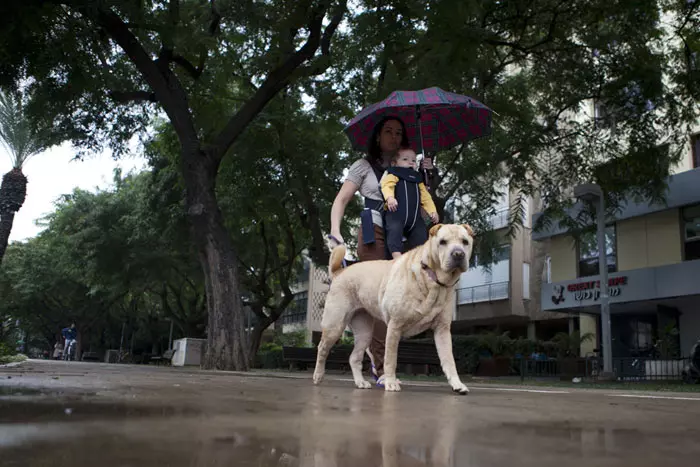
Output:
[[2, 361, 700, 466]]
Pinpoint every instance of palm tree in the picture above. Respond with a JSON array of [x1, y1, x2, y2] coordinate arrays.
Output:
[[0, 89, 48, 264]]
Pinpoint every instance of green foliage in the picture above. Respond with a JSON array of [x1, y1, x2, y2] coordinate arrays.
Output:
[[338, 333, 355, 346], [656, 323, 681, 358], [551, 331, 594, 358], [274, 330, 310, 348], [0, 168, 205, 355], [0, 341, 13, 358], [0, 89, 52, 169]]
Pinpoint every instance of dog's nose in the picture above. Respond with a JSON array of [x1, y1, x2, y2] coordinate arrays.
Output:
[[451, 249, 465, 261]]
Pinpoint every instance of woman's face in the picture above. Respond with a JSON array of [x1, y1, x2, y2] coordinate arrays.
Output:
[[378, 119, 404, 154]]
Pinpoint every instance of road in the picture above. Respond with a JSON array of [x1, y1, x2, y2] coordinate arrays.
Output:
[[2, 360, 700, 466]]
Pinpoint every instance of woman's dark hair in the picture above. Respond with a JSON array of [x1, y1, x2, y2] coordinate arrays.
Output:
[[367, 116, 410, 164]]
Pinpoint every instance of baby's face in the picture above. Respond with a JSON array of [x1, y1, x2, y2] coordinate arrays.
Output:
[[394, 150, 417, 170]]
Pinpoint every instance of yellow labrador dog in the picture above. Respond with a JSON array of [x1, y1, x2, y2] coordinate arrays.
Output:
[[313, 223, 473, 394]]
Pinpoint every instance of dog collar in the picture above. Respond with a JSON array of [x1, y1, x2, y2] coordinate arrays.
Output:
[[421, 262, 460, 288]]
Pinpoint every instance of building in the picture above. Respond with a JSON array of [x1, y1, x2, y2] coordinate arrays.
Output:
[[448, 183, 568, 341], [533, 135, 700, 358]]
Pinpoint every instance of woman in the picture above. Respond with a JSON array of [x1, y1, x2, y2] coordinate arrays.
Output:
[[329, 116, 436, 385]]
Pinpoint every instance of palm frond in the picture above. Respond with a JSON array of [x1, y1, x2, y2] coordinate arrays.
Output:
[[0, 90, 48, 169]]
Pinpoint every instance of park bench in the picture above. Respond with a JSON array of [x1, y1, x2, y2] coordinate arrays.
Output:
[[80, 352, 101, 362], [150, 349, 176, 366], [282, 346, 360, 372], [282, 341, 441, 375]]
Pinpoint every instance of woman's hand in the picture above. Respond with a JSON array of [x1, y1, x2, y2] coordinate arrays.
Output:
[[429, 212, 439, 224], [387, 197, 398, 212], [329, 232, 344, 247], [420, 156, 434, 170]]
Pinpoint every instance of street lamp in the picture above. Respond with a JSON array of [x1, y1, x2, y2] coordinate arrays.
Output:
[[574, 183, 613, 378]]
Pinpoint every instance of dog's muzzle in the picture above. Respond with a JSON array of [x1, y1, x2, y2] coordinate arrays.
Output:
[[447, 248, 468, 270]]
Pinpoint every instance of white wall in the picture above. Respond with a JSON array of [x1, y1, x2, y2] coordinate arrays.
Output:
[[459, 260, 509, 288]]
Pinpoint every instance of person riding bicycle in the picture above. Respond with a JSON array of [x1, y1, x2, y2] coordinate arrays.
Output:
[[61, 323, 77, 361]]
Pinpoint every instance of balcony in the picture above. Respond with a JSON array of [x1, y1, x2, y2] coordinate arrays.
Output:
[[489, 209, 509, 230], [457, 281, 510, 305]]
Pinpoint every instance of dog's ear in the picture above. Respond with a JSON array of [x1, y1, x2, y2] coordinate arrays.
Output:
[[429, 224, 443, 236], [461, 224, 474, 237]]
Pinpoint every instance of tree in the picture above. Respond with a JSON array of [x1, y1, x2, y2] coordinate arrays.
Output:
[[1, 0, 347, 370], [145, 85, 352, 362], [0, 168, 208, 357], [0, 89, 50, 264], [322, 0, 699, 261]]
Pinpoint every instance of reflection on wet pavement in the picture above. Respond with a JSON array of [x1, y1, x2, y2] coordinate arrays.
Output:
[[2, 361, 700, 466]]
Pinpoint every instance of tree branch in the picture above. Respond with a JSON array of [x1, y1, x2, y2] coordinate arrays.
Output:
[[171, 53, 204, 79], [209, 0, 222, 35], [93, 7, 199, 145], [109, 90, 157, 103], [211, 1, 346, 161]]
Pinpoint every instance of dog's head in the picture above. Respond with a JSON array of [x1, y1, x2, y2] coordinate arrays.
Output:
[[422, 224, 474, 273]]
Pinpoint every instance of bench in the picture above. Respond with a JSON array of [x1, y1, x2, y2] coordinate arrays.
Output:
[[282, 341, 441, 375], [80, 352, 101, 362], [395, 341, 441, 375], [150, 349, 176, 366], [282, 346, 363, 372]]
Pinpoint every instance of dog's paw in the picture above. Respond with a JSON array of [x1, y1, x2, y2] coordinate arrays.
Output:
[[450, 381, 469, 395], [355, 379, 372, 389], [313, 371, 324, 385], [384, 378, 402, 392]]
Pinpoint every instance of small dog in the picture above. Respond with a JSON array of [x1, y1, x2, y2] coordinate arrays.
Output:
[[313, 224, 474, 394]]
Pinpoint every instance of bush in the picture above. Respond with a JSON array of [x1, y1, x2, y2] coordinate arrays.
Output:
[[0, 342, 13, 358], [275, 330, 310, 348], [256, 343, 284, 369]]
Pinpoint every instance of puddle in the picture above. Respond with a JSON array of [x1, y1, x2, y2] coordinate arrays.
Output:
[[0, 399, 201, 424], [0, 386, 43, 397]]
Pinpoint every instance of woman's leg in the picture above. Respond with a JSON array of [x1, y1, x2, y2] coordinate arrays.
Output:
[[357, 224, 389, 377]]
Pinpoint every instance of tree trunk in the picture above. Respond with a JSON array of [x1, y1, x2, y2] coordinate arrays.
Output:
[[0, 209, 16, 265], [247, 320, 273, 367], [182, 146, 249, 370]]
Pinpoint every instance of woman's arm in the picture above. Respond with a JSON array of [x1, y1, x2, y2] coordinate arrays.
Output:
[[330, 180, 360, 243]]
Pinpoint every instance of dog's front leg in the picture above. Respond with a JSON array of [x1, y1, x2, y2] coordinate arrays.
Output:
[[434, 325, 469, 395], [382, 322, 403, 392]]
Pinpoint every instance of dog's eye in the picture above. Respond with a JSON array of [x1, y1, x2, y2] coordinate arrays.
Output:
[[462, 239, 470, 246], [439, 239, 447, 246]]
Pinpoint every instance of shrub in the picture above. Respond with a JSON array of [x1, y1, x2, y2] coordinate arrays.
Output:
[[256, 343, 284, 369]]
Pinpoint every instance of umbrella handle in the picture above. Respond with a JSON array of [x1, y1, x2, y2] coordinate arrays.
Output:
[[416, 105, 430, 191]]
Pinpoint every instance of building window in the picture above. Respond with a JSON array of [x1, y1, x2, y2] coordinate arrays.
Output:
[[693, 133, 700, 169], [577, 225, 617, 278], [469, 244, 510, 268], [281, 291, 308, 325], [683, 204, 700, 261], [620, 318, 654, 353], [494, 244, 511, 263]]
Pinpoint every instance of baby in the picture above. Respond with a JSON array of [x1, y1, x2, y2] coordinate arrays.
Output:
[[380, 147, 439, 259]]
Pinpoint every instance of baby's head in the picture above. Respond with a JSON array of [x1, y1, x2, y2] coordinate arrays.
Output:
[[393, 147, 417, 170]]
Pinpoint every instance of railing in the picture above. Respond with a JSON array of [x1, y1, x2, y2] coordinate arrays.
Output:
[[457, 281, 509, 305], [280, 312, 307, 325], [512, 356, 692, 382], [608, 357, 690, 381], [489, 209, 509, 230]]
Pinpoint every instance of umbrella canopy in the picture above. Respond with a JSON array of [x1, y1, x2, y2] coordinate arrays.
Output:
[[344, 87, 493, 153]]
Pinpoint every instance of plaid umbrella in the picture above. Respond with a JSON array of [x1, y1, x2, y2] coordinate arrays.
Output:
[[344, 87, 493, 153]]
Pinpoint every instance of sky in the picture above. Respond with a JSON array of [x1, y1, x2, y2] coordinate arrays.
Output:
[[1, 143, 149, 243]]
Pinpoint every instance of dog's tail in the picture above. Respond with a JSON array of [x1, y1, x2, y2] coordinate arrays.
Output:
[[328, 244, 347, 279]]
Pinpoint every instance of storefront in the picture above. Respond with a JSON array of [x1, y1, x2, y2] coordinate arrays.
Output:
[[541, 260, 700, 357]]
